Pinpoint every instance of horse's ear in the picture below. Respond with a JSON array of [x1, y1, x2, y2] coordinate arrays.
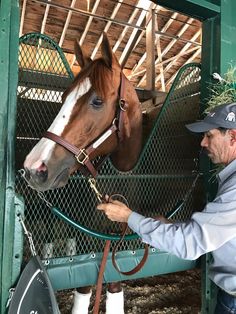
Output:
[[101, 33, 113, 68], [74, 39, 91, 68]]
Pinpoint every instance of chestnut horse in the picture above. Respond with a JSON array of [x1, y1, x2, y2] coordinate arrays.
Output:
[[23, 33, 142, 313]]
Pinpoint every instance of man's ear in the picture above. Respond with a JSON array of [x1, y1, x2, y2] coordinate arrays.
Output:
[[229, 130, 236, 144]]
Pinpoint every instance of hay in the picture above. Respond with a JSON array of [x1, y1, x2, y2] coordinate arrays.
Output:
[[205, 65, 236, 113]]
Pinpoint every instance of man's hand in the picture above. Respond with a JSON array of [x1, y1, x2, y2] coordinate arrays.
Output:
[[97, 198, 132, 223]]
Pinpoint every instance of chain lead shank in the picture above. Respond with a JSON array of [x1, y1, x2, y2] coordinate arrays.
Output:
[[88, 178, 103, 203]]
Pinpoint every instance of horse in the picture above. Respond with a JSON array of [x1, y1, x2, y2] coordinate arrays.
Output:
[[23, 33, 142, 314]]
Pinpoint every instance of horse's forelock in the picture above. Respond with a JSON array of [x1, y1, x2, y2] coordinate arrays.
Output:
[[88, 59, 114, 100], [66, 59, 114, 101]]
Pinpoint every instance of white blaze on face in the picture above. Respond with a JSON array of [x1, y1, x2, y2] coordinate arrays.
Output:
[[28, 78, 92, 165], [49, 77, 92, 135]]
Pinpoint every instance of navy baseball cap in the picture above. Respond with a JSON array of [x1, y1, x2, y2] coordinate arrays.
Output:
[[186, 102, 236, 133]]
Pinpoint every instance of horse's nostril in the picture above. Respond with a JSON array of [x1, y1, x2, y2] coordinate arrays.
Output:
[[35, 162, 48, 183], [36, 169, 48, 183]]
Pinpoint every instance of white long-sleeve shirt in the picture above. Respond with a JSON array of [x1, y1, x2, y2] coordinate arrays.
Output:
[[128, 158, 236, 294]]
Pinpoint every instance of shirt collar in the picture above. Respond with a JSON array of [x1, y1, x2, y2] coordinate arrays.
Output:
[[218, 159, 236, 184]]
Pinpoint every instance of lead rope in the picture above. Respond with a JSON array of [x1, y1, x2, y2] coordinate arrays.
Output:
[[87, 181, 130, 314]]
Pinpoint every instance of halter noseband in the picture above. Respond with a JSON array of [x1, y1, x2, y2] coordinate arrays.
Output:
[[43, 72, 127, 178]]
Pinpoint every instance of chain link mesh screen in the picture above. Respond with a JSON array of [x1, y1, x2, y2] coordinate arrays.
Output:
[[16, 33, 204, 263]]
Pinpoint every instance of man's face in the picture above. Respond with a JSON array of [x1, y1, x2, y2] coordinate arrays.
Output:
[[201, 129, 231, 164]]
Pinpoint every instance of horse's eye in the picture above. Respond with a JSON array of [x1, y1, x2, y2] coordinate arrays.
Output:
[[91, 97, 103, 108]]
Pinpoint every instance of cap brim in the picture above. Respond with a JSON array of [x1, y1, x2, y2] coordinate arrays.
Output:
[[185, 121, 219, 133]]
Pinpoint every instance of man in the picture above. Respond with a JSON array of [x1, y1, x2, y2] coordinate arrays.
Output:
[[97, 102, 236, 314]]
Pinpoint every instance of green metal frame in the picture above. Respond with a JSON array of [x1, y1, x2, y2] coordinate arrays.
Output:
[[0, 0, 19, 313], [19, 32, 74, 80], [155, 0, 220, 19]]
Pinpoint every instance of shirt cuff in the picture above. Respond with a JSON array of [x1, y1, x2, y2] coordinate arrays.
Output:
[[128, 211, 146, 234]]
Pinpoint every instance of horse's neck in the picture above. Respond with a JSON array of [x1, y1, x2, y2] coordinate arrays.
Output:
[[111, 131, 142, 172]]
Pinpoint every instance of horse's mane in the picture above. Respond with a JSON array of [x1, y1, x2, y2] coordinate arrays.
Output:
[[63, 58, 115, 101]]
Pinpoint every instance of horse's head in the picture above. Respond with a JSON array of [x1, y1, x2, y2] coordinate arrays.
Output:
[[23, 33, 142, 191]]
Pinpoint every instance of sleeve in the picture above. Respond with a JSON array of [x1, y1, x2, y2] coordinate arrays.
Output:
[[128, 199, 236, 260]]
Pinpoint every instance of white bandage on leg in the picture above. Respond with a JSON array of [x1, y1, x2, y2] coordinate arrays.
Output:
[[106, 289, 124, 314], [71, 290, 92, 314]]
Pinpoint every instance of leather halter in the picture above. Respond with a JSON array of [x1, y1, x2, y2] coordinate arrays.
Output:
[[43, 72, 127, 178]]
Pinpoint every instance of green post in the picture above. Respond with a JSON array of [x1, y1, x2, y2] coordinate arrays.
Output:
[[220, 0, 236, 74], [200, 1, 236, 312], [0, 0, 19, 312]]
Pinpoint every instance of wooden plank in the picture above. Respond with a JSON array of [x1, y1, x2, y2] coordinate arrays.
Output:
[[18, 69, 73, 91]]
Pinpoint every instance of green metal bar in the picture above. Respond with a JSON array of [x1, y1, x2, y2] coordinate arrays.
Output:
[[0, 0, 19, 312], [52, 207, 139, 241], [0, 1, 13, 312], [201, 254, 218, 314], [0, 0, 9, 292], [219, 0, 236, 74], [68, 173, 197, 181], [200, 14, 221, 314], [51, 197, 184, 240], [136, 62, 201, 168], [19, 32, 74, 80], [201, 15, 220, 113], [153, 0, 220, 19]]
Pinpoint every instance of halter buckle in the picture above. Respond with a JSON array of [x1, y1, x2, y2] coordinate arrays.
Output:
[[75, 149, 89, 165]]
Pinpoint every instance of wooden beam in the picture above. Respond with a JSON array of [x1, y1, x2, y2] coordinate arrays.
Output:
[[112, 0, 140, 53], [129, 46, 199, 78], [33, 0, 147, 31], [70, 0, 101, 68], [146, 9, 156, 90], [119, 0, 154, 67], [166, 48, 201, 86], [131, 11, 177, 78], [154, 29, 201, 86], [155, 16, 165, 91], [91, 0, 124, 60], [59, 0, 77, 47], [20, 0, 27, 36], [138, 16, 195, 87], [18, 69, 72, 91], [40, 0, 51, 34]]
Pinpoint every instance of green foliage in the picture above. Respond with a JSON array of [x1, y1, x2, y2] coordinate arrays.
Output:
[[205, 66, 236, 113]]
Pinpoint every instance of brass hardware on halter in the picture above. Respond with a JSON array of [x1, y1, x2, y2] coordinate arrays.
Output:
[[119, 99, 127, 111], [75, 149, 89, 165], [88, 178, 103, 203]]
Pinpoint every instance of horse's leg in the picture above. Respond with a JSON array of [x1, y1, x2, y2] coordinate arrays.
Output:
[[106, 282, 124, 314], [71, 286, 92, 314]]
